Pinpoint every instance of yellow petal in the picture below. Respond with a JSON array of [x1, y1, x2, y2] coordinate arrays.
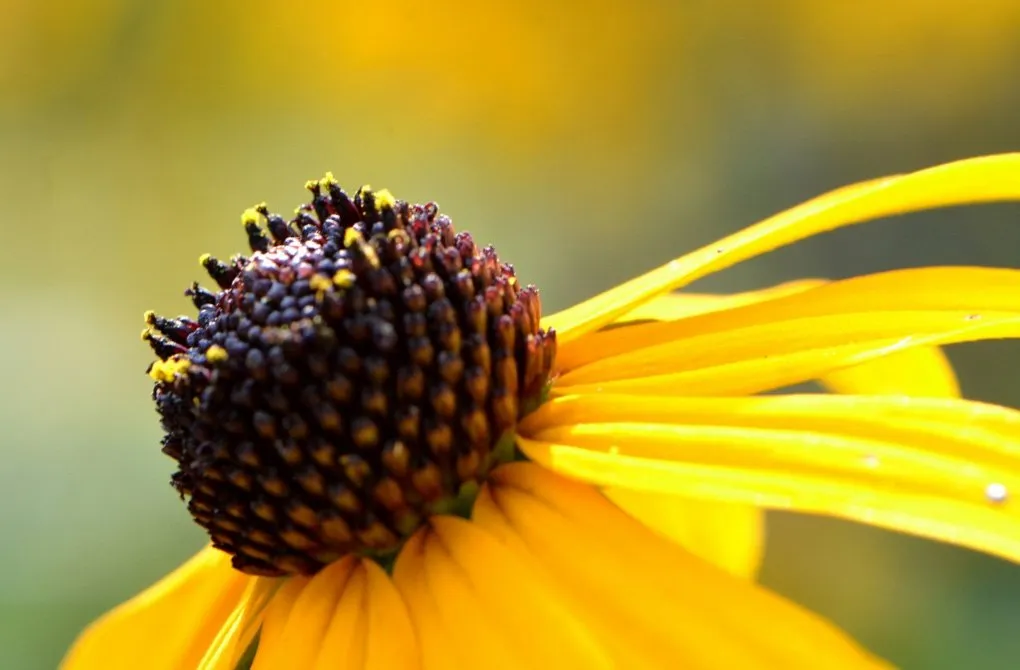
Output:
[[474, 463, 888, 668], [392, 532, 462, 670], [609, 281, 819, 578], [564, 279, 953, 580], [433, 516, 611, 668], [250, 574, 309, 670], [545, 154, 1020, 343], [819, 346, 959, 397], [396, 517, 611, 669], [608, 276, 961, 399], [61, 545, 250, 670], [357, 560, 420, 670], [251, 556, 418, 670], [311, 560, 421, 670], [519, 393, 1020, 564], [615, 278, 827, 324], [557, 266, 1020, 374], [198, 577, 279, 670], [249, 571, 306, 668], [555, 312, 1020, 396], [309, 563, 368, 670], [418, 530, 520, 669], [253, 557, 356, 669], [603, 488, 764, 579]]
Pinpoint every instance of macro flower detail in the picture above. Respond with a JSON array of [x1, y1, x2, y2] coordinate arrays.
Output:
[[64, 155, 1020, 669], [142, 177, 555, 576]]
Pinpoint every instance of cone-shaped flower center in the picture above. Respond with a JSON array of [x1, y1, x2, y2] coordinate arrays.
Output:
[[143, 175, 557, 576]]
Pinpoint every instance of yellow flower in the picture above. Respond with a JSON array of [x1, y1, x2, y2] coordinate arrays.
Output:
[[64, 155, 1020, 669]]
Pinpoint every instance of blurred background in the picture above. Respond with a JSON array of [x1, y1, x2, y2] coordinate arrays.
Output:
[[4, 1, 1020, 667]]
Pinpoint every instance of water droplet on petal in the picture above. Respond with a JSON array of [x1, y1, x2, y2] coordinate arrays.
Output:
[[986, 482, 1008, 504]]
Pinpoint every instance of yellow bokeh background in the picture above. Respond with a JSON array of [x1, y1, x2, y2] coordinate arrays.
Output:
[[4, 2, 1020, 668]]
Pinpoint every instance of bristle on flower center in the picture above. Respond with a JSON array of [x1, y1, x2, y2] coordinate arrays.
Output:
[[143, 178, 557, 576]]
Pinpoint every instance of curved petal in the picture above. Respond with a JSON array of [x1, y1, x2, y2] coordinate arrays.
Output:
[[605, 282, 822, 578], [198, 577, 279, 670], [578, 280, 954, 578], [519, 393, 1020, 564], [545, 153, 1020, 342], [557, 266, 1020, 375], [251, 556, 418, 670], [614, 279, 827, 324], [393, 517, 611, 669], [819, 346, 960, 398], [603, 488, 764, 578], [555, 313, 1020, 397], [474, 463, 888, 668], [357, 560, 421, 669], [61, 546, 250, 670], [249, 571, 306, 669], [390, 532, 462, 669]]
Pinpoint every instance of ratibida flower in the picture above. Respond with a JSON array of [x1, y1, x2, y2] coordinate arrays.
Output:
[[64, 155, 1020, 669]]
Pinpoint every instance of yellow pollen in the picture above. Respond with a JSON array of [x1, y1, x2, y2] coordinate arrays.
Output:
[[143, 310, 157, 325], [206, 345, 229, 363], [375, 188, 396, 211], [140, 327, 152, 341], [320, 171, 338, 188], [241, 207, 261, 226], [199, 253, 212, 266], [362, 245, 381, 269], [304, 179, 318, 191], [309, 274, 333, 294], [333, 270, 356, 288], [148, 356, 191, 382], [343, 228, 362, 248]]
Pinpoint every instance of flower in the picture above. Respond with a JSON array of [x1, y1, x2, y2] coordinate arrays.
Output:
[[63, 155, 1020, 669]]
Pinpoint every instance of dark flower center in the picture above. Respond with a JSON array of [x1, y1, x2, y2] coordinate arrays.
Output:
[[143, 175, 557, 576]]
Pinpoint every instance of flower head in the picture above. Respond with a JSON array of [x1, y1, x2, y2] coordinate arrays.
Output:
[[143, 180, 554, 576], [65, 155, 1020, 669]]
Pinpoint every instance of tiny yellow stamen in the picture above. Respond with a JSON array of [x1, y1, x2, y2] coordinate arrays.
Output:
[[343, 228, 362, 248], [143, 310, 157, 325], [241, 207, 261, 226], [140, 327, 152, 341], [148, 356, 191, 382], [362, 245, 381, 269], [206, 345, 229, 363], [333, 270, 356, 288], [199, 253, 212, 266], [304, 179, 318, 191], [320, 172, 338, 188], [309, 274, 333, 294], [375, 188, 396, 211]]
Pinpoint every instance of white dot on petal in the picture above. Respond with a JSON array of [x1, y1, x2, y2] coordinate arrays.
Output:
[[985, 482, 1009, 504]]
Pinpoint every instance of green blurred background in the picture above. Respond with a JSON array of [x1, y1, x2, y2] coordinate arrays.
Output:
[[4, 1, 1020, 667]]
